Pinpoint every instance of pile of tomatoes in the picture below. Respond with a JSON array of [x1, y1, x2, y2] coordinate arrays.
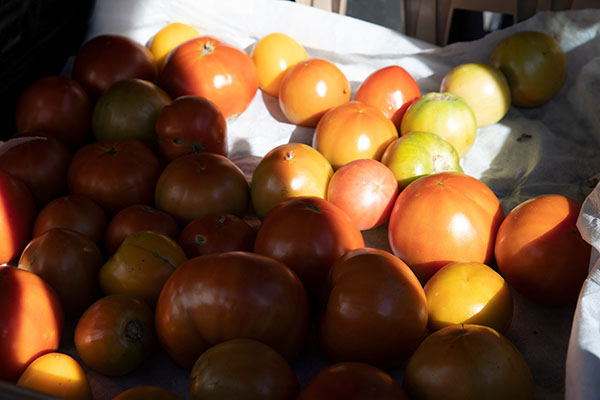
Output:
[[0, 20, 591, 400]]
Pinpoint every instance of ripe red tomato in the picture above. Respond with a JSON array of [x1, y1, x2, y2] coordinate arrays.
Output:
[[159, 36, 259, 119], [388, 172, 504, 282], [494, 194, 591, 306], [155, 251, 310, 368], [0, 266, 64, 382]]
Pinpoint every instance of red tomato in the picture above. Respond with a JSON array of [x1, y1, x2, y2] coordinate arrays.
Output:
[[326, 159, 399, 231], [159, 36, 259, 119], [67, 139, 162, 216], [494, 194, 591, 306], [354, 65, 421, 131], [155, 251, 310, 368], [0, 266, 64, 382], [155, 95, 228, 163], [72, 34, 157, 101], [388, 172, 504, 282]]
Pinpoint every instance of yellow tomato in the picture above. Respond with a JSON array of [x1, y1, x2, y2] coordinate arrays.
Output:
[[148, 22, 200, 67], [424, 261, 513, 333], [251, 33, 308, 98], [17, 352, 92, 400]]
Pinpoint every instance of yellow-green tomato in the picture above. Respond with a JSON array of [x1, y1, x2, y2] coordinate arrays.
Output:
[[400, 92, 477, 157], [440, 63, 511, 127]]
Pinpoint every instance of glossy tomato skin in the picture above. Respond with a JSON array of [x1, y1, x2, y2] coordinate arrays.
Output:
[[494, 194, 591, 306], [388, 172, 504, 283], [148, 22, 200, 68], [155, 251, 310, 368], [159, 36, 259, 119], [0, 266, 64, 382]]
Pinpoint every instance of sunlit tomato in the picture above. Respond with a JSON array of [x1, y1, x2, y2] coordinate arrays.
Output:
[[318, 248, 428, 367], [74, 294, 155, 376], [155, 95, 227, 163], [494, 194, 591, 306], [251, 32, 308, 97], [15, 76, 91, 151], [0, 266, 64, 382], [33, 194, 107, 248], [178, 213, 256, 258], [403, 324, 534, 400], [159, 36, 259, 119], [17, 352, 92, 400], [104, 204, 180, 255], [99, 230, 187, 308], [354, 65, 421, 131], [155, 252, 310, 368], [148, 22, 200, 68], [189, 338, 300, 400], [380, 131, 462, 190], [253, 196, 365, 304], [279, 58, 351, 127], [400, 92, 477, 157], [0, 136, 71, 207], [424, 261, 513, 333], [312, 101, 398, 169], [0, 170, 36, 264], [72, 34, 157, 101], [490, 31, 566, 107], [155, 153, 250, 225], [67, 139, 162, 216], [326, 159, 398, 231], [388, 172, 504, 283], [113, 386, 184, 400], [18, 228, 103, 319], [297, 362, 409, 400], [250, 142, 333, 219]]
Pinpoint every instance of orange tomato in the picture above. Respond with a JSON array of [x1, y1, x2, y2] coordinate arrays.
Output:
[[278, 58, 351, 127], [148, 22, 200, 68], [113, 386, 183, 400]]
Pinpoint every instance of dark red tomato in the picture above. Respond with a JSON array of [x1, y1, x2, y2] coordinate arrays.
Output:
[[72, 34, 157, 101], [67, 139, 162, 216], [156, 96, 228, 163], [15, 76, 91, 151]]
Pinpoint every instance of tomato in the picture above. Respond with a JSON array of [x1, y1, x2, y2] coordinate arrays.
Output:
[[494, 194, 590, 306], [155, 251, 309, 368], [159, 36, 259, 119], [189, 338, 299, 400], [490, 31, 566, 107], [104, 204, 180, 255], [0, 136, 71, 207], [15, 76, 92, 151], [148, 22, 200, 68], [251, 32, 308, 97], [312, 101, 398, 169], [380, 131, 463, 190], [326, 159, 399, 231], [0, 266, 64, 382], [17, 352, 92, 400], [67, 139, 162, 216], [0, 170, 36, 264], [155, 153, 250, 225], [250, 142, 333, 219], [178, 213, 256, 258], [279, 58, 351, 127], [440, 63, 511, 127], [113, 386, 184, 400], [400, 92, 477, 157], [424, 261, 513, 333], [388, 172, 504, 282], [92, 79, 171, 149], [297, 362, 408, 400], [72, 34, 157, 101], [18, 228, 103, 319], [155, 95, 228, 163], [99, 230, 187, 308], [403, 324, 534, 400], [74, 294, 155, 376], [33, 194, 108, 248], [354, 65, 421, 131], [253, 196, 365, 304]]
